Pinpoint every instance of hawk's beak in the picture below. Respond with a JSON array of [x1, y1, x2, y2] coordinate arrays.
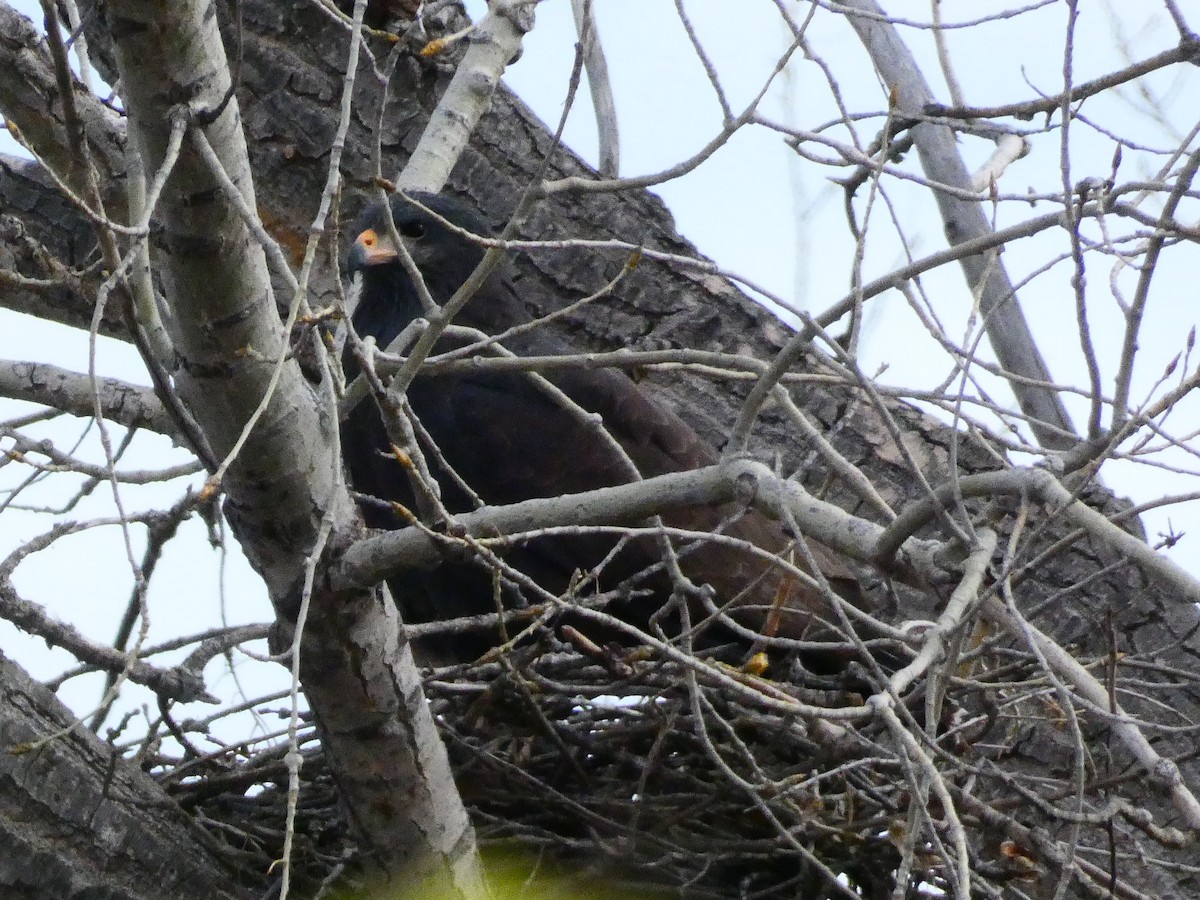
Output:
[[348, 227, 399, 271]]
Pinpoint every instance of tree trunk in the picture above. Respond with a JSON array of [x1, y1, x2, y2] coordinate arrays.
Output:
[[0, 649, 254, 899]]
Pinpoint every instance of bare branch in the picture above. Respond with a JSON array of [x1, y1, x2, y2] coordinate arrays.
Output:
[[0, 359, 175, 435], [397, 0, 535, 192], [571, 0, 619, 176], [833, 0, 1076, 448]]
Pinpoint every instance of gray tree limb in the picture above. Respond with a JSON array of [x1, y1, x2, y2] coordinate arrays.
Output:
[[571, 0, 620, 177], [0, 649, 253, 899], [100, 0, 482, 890], [832, 0, 1076, 449], [0, 359, 176, 435], [0, 4, 126, 206]]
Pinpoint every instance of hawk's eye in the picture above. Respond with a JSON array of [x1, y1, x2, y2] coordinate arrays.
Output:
[[399, 220, 426, 239]]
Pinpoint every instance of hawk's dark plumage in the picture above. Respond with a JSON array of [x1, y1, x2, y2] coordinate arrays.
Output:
[[342, 193, 840, 664]]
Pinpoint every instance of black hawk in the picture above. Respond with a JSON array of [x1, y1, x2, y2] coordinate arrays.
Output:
[[342, 192, 846, 664]]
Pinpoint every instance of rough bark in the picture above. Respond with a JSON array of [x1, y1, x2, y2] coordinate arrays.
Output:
[[0, 650, 254, 900], [94, 0, 485, 891]]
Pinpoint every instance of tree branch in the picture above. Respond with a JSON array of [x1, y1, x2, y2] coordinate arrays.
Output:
[[0, 649, 253, 899], [332, 458, 945, 593], [832, 0, 1077, 449], [0, 359, 176, 435], [103, 0, 482, 889]]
